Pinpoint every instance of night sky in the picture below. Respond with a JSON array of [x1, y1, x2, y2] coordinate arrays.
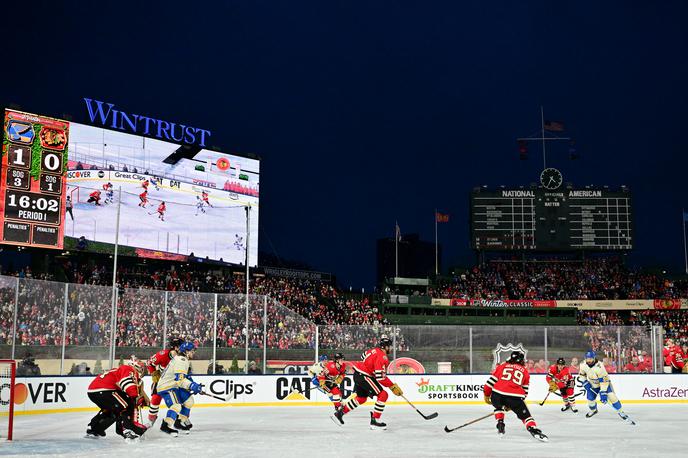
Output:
[[2, 1, 687, 288]]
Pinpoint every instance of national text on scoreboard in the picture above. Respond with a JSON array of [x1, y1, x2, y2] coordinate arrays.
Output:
[[0, 110, 68, 248], [470, 188, 633, 251]]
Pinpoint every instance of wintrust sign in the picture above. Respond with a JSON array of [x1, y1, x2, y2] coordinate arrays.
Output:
[[83, 98, 211, 147]]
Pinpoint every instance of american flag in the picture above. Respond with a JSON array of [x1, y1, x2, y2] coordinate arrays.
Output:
[[544, 120, 565, 132]]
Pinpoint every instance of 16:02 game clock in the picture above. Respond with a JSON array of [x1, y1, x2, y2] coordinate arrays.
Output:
[[0, 109, 69, 248]]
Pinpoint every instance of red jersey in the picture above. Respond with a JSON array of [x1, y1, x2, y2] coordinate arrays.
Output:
[[484, 362, 530, 399], [139, 191, 147, 200], [157, 203, 166, 213], [88, 365, 140, 398], [142, 180, 149, 189], [350, 347, 393, 388], [317, 361, 346, 383], [545, 364, 573, 388], [202, 191, 209, 201], [102, 183, 111, 190], [665, 345, 685, 370], [89, 190, 101, 198], [147, 349, 174, 374]]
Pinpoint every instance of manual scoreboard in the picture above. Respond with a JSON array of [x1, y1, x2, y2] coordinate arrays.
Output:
[[470, 188, 633, 251], [0, 110, 68, 248]]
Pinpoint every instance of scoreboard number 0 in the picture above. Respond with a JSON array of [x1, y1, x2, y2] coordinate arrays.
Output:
[[42, 152, 62, 172]]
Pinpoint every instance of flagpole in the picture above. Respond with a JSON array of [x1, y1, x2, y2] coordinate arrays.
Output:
[[434, 209, 438, 276], [395, 221, 399, 278], [540, 105, 547, 169], [683, 209, 687, 274]]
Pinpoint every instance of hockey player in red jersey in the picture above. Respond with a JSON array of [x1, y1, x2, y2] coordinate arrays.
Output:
[[546, 357, 577, 412], [331, 337, 402, 430], [87, 190, 101, 206], [484, 351, 548, 442], [86, 356, 148, 440], [146, 337, 183, 426], [142, 179, 149, 191], [315, 353, 347, 410], [201, 190, 213, 207], [157, 201, 166, 221], [138, 190, 148, 207], [664, 339, 685, 373]]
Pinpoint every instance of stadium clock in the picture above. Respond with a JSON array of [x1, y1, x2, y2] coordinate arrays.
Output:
[[540, 167, 563, 190], [0, 109, 69, 248]]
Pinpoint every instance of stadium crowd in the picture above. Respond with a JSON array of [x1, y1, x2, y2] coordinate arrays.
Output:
[[432, 258, 688, 300], [1, 258, 685, 373]]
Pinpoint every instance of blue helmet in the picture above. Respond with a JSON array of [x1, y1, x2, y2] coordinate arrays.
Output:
[[179, 342, 196, 354], [318, 354, 328, 362], [585, 350, 596, 360]]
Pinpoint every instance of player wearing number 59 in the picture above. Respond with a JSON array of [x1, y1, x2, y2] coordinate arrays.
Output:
[[483, 351, 548, 441]]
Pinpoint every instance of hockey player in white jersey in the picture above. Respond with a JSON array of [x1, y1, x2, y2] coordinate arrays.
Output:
[[195, 196, 206, 216], [578, 350, 635, 424], [156, 342, 203, 436]]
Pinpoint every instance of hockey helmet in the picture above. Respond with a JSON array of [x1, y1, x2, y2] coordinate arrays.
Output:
[[333, 352, 345, 361], [584, 350, 596, 360], [378, 336, 393, 350], [126, 355, 146, 376], [556, 357, 566, 366], [168, 337, 184, 350], [507, 351, 525, 365], [179, 342, 196, 355]]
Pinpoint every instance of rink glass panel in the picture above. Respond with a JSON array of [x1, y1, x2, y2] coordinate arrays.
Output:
[[66, 282, 116, 374], [393, 325, 472, 374], [0, 276, 16, 358], [165, 291, 215, 375], [14, 278, 65, 374], [264, 298, 316, 374]]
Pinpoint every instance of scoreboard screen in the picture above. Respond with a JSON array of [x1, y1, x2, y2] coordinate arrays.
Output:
[[0, 110, 68, 249], [470, 188, 633, 251]]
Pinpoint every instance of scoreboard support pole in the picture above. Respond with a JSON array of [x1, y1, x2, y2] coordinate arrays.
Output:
[[244, 204, 251, 374], [683, 208, 688, 274], [108, 187, 122, 368]]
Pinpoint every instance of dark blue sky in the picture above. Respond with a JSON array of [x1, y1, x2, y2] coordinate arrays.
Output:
[[3, 1, 687, 288]]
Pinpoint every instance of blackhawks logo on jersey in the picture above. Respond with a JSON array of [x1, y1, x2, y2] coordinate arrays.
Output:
[[492, 343, 528, 369]]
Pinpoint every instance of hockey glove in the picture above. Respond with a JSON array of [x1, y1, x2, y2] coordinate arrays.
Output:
[[599, 390, 608, 404], [484, 395, 491, 405], [548, 381, 558, 392], [151, 370, 161, 384], [390, 384, 403, 396], [334, 375, 344, 385], [189, 381, 203, 394]]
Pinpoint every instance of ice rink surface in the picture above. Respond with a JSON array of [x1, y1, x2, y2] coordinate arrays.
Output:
[[2, 404, 686, 457]]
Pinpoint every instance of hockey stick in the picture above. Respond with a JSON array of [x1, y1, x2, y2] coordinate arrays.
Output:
[[444, 412, 493, 433], [200, 391, 231, 402], [400, 394, 438, 420], [538, 390, 552, 406]]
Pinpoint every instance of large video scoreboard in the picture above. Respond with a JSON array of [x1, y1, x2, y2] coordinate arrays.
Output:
[[0, 110, 68, 248], [470, 188, 633, 251]]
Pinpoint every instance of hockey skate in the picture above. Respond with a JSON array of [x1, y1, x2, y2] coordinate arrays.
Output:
[[160, 421, 179, 437], [122, 429, 141, 442], [496, 420, 505, 437], [527, 426, 548, 442], [585, 408, 598, 418], [85, 428, 105, 439], [618, 412, 636, 425], [369, 412, 387, 430], [330, 408, 345, 427], [174, 418, 193, 434]]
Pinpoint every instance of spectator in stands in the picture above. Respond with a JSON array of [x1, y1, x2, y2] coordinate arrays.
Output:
[[623, 356, 645, 373]]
